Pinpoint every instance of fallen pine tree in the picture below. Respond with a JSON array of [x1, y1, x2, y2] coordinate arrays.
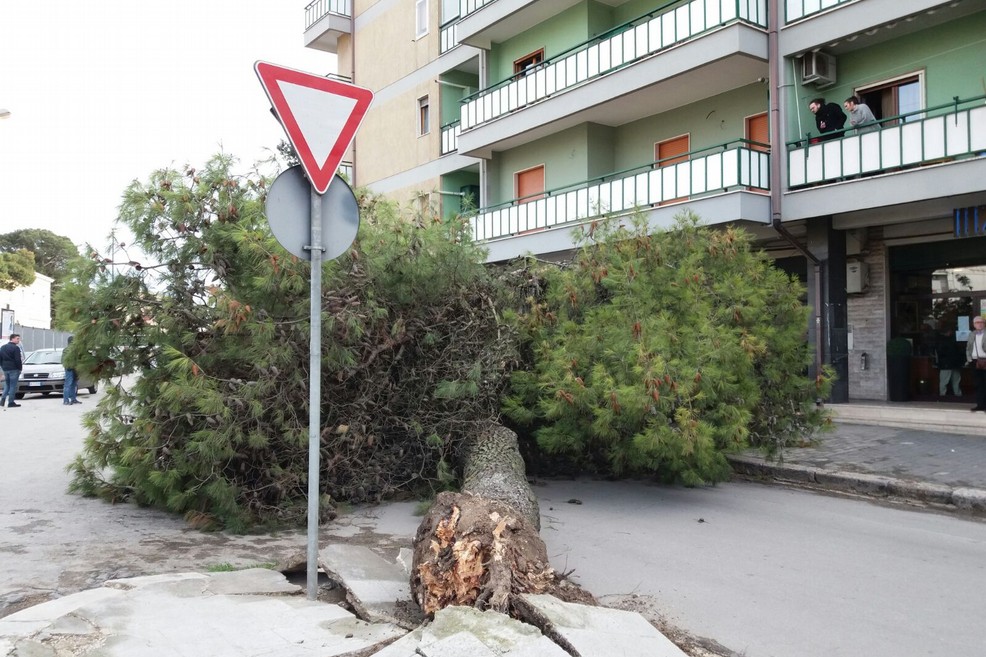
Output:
[[411, 423, 595, 615]]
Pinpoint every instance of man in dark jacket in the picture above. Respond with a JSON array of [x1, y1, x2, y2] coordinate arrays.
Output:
[[0, 333, 24, 408], [809, 97, 847, 142]]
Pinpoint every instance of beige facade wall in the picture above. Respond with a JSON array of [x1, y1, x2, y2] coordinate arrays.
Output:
[[355, 82, 440, 185], [353, 0, 438, 92], [351, 0, 442, 186]]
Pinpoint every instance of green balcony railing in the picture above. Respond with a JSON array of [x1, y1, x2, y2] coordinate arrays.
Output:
[[468, 140, 768, 242], [785, 0, 853, 23], [304, 0, 351, 31], [460, 0, 767, 132], [787, 95, 986, 188]]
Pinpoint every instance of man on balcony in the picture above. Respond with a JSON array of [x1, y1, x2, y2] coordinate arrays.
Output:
[[808, 98, 847, 142]]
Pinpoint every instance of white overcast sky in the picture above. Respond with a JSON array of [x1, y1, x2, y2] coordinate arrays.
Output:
[[0, 1, 335, 252]]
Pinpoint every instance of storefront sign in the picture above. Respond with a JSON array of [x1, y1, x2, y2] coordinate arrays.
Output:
[[954, 205, 986, 238]]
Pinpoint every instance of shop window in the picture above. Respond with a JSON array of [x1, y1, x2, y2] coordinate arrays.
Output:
[[856, 73, 923, 127], [418, 96, 430, 136]]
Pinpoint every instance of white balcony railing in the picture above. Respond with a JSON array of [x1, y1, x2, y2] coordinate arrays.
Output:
[[441, 121, 461, 155], [788, 96, 986, 188], [785, 0, 851, 23], [460, 0, 767, 132], [469, 142, 768, 241], [440, 19, 459, 53], [304, 0, 352, 30], [459, 0, 497, 20]]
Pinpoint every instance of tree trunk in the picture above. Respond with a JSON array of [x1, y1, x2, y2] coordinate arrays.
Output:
[[409, 423, 594, 616]]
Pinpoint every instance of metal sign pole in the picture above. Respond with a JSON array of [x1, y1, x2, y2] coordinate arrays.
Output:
[[306, 188, 324, 601]]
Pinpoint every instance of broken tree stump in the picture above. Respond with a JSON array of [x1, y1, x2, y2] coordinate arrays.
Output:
[[410, 423, 594, 616]]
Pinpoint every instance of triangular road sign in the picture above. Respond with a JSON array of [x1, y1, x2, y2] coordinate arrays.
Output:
[[255, 61, 373, 195]]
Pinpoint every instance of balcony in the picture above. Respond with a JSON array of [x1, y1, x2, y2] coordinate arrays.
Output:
[[304, 0, 352, 54], [468, 141, 770, 260], [783, 96, 986, 221], [785, 0, 851, 23], [458, 0, 767, 157], [780, 0, 978, 57], [457, 0, 607, 49], [788, 96, 986, 188], [441, 121, 461, 155]]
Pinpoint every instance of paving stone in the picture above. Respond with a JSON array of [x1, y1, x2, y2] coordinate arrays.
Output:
[[202, 568, 301, 596], [372, 605, 568, 657], [814, 471, 892, 496], [887, 480, 953, 505], [2, 587, 123, 623], [319, 544, 419, 629], [516, 594, 687, 657], [952, 487, 986, 512]]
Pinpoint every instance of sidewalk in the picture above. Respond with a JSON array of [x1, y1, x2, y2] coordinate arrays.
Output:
[[729, 417, 986, 515]]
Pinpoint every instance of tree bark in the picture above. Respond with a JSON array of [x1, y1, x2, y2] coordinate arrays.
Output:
[[409, 424, 594, 616]]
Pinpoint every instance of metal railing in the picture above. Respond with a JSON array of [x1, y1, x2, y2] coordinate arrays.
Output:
[[440, 19, 460, 53], [460, 0, 767, 131], [459, 0, 496, 20], [441, 121, 461, 155], [788, 95, 986, 188], [785, 0, 851, 23], [468, 140, 768, 241], [304, 0, 352, 31]]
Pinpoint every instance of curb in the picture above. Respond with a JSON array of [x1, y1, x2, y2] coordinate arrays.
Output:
[[726, 454, 986, 516]]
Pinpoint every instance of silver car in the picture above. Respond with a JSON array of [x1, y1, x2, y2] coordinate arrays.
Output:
[[5, 348, 98, 400]]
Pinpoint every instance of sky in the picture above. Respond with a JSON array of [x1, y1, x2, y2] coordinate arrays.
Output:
[[0, 1, 335, 252]]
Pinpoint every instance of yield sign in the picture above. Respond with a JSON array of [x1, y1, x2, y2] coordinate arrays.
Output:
[[255, 61, 373, 194]]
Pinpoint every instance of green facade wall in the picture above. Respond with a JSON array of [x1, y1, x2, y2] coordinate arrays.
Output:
[[487, 85, 765, 206], [788, 13, 986, 142]]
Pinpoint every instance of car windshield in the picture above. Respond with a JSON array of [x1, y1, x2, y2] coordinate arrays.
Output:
[[25, 349, 63, 365]]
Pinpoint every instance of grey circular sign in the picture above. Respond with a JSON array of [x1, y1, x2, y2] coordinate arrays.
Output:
[[266, 165, 360, 261]]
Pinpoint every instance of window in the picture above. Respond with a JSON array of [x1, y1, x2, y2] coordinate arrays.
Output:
[[418, 96, 430, 136], [415, 0, 429, 38], [856, 73, 923, 127], [513, 49, 545, 78]]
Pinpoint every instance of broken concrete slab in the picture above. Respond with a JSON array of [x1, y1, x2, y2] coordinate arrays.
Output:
[[2, 572, 405, 657], [516, 594, 688, 657], [318, 544, 423, 629], [371, 605, 568, 657]]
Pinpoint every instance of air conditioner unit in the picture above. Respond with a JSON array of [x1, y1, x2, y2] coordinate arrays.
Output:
[[802, 51, 837, 87]]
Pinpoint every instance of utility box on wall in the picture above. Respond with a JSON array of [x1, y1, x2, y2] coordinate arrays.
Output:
[[847, 260, 868, 294]]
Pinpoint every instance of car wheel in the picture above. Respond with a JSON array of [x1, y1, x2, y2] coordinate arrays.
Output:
[[15, 392, 24, 400], [88, 385, 98, 394], [42, 391, 52, 397]]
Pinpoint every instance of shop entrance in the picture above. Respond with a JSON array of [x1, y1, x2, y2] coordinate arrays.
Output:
[[889, 236, 986, 401]]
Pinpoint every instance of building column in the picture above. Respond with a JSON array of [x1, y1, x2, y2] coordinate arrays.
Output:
[[806, 218, 849, 402]]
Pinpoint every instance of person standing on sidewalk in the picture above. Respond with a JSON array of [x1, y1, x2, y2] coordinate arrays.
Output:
[[968, 316, 986, 412], [62, 336, 81, 405], [0, 333, 24, 408]]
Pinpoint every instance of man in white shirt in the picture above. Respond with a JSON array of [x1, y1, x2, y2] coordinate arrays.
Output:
[[967, 316, 986, 412]]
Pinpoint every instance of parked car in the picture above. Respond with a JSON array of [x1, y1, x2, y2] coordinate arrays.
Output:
[[1, 348, 98, 400]]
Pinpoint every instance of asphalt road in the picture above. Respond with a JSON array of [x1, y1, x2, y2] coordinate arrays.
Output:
[[2, 387, 985, 656], [537, 478, 986, 657]]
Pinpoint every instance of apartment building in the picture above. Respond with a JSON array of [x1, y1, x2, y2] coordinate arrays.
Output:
[[304, 0, 986, 405]]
